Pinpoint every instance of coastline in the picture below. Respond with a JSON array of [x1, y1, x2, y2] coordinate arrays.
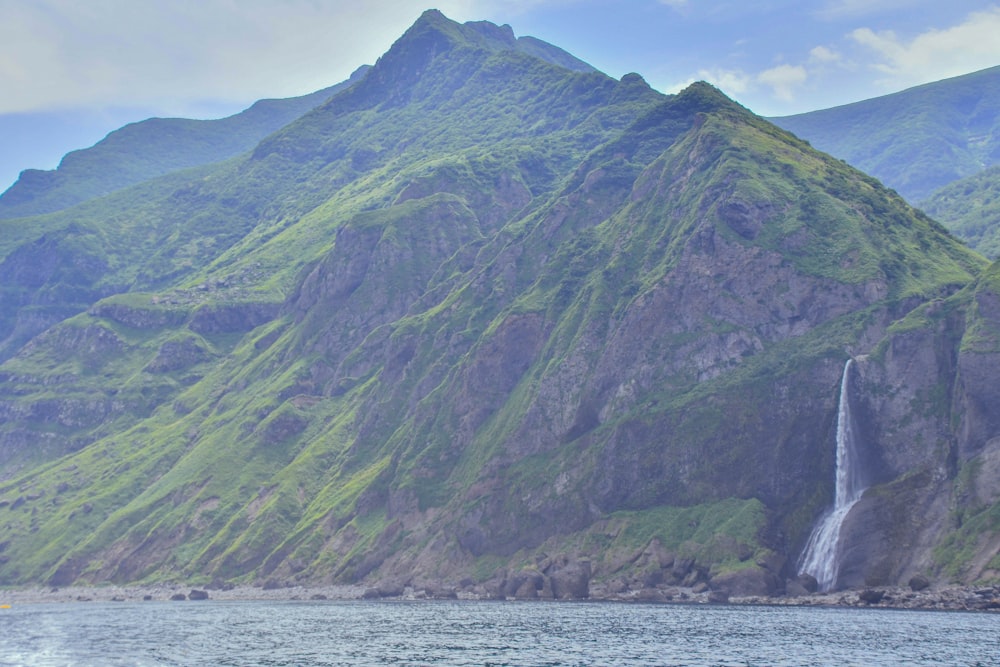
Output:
[[0, 584, 367, 606], [2, 582, 998, 612]]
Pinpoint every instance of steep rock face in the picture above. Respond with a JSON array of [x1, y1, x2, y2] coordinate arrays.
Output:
[[0, 11, 993, 593], [0, 297, 231, 477], [290, 194, 485, 396], [145, 336, 212, 373], [837, 469, 951, 587], [956, 285, 1000, 458], [835, 266, 1000, 587], [0, 231, 114, 360], [189, 302, 282, 334], [401, 109, 971, 570], [855, 302, 962, 480]]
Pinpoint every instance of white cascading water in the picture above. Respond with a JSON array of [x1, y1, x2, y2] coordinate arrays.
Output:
[[798, 358, 865, 592]]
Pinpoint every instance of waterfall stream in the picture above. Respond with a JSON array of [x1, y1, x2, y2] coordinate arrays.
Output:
[[798, 359, 865, 592]]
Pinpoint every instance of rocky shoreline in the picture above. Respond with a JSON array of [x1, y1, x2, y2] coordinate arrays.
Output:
[[2, 582, 998, 612], [730, 585, 1000, 612]]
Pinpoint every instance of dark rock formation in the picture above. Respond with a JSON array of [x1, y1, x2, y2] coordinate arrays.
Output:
[[796, 574, 819, 594], [858, 589, 885, 604], [547, 558, 591, 600], [709, 567, 781, 597]]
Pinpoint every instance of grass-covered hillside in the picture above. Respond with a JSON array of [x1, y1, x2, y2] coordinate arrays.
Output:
[[771, 66, 1000, 203], [0, 10, 996, 596], [0, 69, 372, 220], [922, 166, 1000, 259]]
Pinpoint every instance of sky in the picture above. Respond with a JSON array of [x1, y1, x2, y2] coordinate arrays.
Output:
[[1, 0, 999, 192]]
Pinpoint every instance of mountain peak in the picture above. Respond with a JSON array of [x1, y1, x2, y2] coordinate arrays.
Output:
[[409, 10, 517, 51], [463, 19, 517, 46], [392, 9, 511, 55], [371, 11, 595, 91]]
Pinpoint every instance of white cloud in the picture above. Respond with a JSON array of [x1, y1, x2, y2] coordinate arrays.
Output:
[[694, 68, 753, 96], [809, 46, 841, 63], [0, 0, 500, 115], [666, 63, 809, 110], [757, 64, 808, 102], [851, 6, 1000, 89]]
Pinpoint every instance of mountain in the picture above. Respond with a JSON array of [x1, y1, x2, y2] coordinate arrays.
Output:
[[921, 166, 1000, 259], [0, 67, 371, 220], [0, 20, 594, 224], [0, 10, 996, 598], [771, 66, 1000, 203]]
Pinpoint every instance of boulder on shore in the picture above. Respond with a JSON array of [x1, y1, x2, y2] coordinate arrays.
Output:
[[858, 589, 885, 604], [709, 567, 781, 597]]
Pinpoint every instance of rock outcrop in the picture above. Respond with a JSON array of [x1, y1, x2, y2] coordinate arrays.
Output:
[[0, 11, 996, 595]]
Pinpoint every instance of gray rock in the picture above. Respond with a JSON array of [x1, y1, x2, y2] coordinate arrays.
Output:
[[785, 579, 810, 597], [707, 590, 730, 604], [858, 589, 885, 604], [671, 557, 694, 581], [795, 573, 819, 593], [709, 567, 780, 597], [514, 579, 539, 599], [633, 588, 665, 602], [504, 568, 543, 598], [548, 559, 591, 599]]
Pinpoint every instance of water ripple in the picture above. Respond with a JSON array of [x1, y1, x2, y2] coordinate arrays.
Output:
[[0, 600, 998, 666]]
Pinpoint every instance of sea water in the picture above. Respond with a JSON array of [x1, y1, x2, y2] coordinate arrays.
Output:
[[1, 600, 998, 666]]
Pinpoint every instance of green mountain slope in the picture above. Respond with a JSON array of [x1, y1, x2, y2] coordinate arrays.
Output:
[[0, 69, 371, 220], [771, 66, 1000, 203], [0, 11, 996, 597], [921, 166, 1000, 259], [0, 12, 645, 365], [0, 20, 593, 223], [0, 9, 663, 477]]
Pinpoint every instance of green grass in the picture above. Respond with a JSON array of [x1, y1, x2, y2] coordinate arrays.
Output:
[[772, 65, 1000, 203], [935, 500, 1000, 581], [0, 13, 994, 590], [922, 166, 1000, 259]]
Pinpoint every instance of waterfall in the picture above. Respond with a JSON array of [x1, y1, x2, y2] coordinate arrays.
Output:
[[798, 359, 865, 592]]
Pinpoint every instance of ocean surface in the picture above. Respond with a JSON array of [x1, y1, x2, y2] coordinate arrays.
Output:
[[1, 599, 998, 666]]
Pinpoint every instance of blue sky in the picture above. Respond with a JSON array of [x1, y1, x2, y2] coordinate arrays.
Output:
[[2, 0, 999, 192]]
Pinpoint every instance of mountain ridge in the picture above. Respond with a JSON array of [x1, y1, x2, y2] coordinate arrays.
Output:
[[0, 12, 997, 599], [771, 65, 1000, 203], [0, 67, 371, 220], [922, 165, 1000, 258]]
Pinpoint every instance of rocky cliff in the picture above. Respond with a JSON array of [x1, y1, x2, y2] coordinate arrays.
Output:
[[838, 263, 1000, 587], [0, 11, 995, 597]]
